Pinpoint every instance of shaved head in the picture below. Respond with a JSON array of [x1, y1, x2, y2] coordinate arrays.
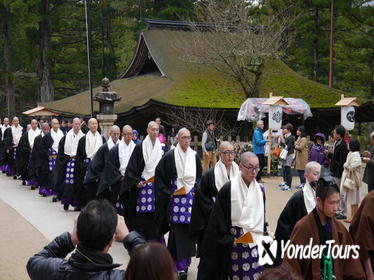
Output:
[[177, 128, 190, 139], [148, 121, 159, 130], [122, 125, 133, 133], [110, 125, 120, 133], [240, 151, 258, 165], [219, 141, 234, 152]]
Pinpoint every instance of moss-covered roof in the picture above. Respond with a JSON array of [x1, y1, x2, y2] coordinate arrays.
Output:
[[40, 29, 350, 116]]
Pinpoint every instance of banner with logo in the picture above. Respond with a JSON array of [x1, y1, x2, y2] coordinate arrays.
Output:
[[269, 105, 283, 130], [341, 106, 355, 131]]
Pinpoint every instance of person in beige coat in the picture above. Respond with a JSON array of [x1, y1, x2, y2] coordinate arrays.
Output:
[[294, 126, 309, 189], [340, 138, 362, 223]]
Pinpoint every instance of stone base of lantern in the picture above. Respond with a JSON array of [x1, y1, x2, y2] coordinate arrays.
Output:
[[97, 114, 117, 139]]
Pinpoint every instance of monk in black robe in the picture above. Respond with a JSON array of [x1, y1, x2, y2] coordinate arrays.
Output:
[[0, 117, 10, 172], [350, 189, 374, 279], [74, 118, 105, 209], [17, 119, 40, 186], [155, 128, 202, 279], [283, 177, 365, 280], [97, 125, 134, 210], [5, 117, 23, 177], [53, 118, 84, 211], [190, 141, 239, 257], [122, 121, 163, 240], [274, 162, 324, 265], [34, 123, 55, 196], [197, 152, 266, 280]]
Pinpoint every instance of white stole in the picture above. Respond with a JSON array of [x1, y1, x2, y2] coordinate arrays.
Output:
[[107, 137, 118, 150], [51, 129, 64, 152], [85, 131, 103, 159], [174, 143, 197, 194], [28, 128, 41, 149], [119, 139, 136, 176], [64, 129, 84, 157], [141, 135, 163, 180], [214, 160, 239, 192], [11, 125, 23, 145], [231, 173, 264, 244], [303, 181, 316, 214]]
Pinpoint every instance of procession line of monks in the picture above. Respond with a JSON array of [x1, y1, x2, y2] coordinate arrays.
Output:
[[0, 116, 373, 280]]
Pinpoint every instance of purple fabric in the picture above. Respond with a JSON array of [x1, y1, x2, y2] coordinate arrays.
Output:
[[175, 258, 191, 272], [61, 197, 79, 207], [227, 226, 263, 280], [308, 144, 329, 167], [48, 149, 57, 172], [136, 182, 155, 213], [64, 158, 76, 185], [169, 179, 194, 225], [27, 180, 38, 186], [39, 187, 54, 196], [5, 165, 15, 175]]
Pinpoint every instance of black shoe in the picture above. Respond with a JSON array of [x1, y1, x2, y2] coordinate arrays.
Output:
[[335, 213, 347, 220], [31, 186, 36, 190], [13, 175, 17, 179], [52, 197, 58, 203], [177, 271, 187, 280], [22, 180, 26, 186], [73, 206, 81, 212], [63, 204, 69, 211]]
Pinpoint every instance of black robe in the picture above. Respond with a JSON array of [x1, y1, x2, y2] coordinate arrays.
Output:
[[274, 190, 307, 266], [51, 136, 70, 194], [16, 132, 31, 180], [37, 133, 54, 189], [27, 135, 44, 184], [189, 167, 217, 257], [3, 126, 17, 172], [84, 142, 111, 186], [0, 127, 4, 164], [74, 135, 106, 207], [97, 144, 124, 206], [154, 149, 202, 260], [122, 142, 155, 238], [2, 127, 12, 167], [197, 181, 267, 280]]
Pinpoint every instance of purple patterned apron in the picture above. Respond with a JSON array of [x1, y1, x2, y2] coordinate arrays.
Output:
[[227, 227, 263, 280], [169, 179, 194, 225], [39, 148, 58, 196], [65, 158, 76, 185], [136, 181, 155, 213], [48, 148, 57, 172]]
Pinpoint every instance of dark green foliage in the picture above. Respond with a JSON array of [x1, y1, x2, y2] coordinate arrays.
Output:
[[0, 0, 373, 116]]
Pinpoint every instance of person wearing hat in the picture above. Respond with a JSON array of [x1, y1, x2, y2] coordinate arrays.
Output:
[[201, 120, 217, 173], [309, 133, 329, 167]]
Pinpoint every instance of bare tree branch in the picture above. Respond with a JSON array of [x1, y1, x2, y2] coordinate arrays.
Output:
[[173, 0, 295, 97]]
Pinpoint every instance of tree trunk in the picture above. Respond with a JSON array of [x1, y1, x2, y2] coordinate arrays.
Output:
[[312, 7, 319, 81], [371, 51, 374, 99], [106, 16, 116, 78], [2, 7, 16, 117], [38, 0, 54, 103]]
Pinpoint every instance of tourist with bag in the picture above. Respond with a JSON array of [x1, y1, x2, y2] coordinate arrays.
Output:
[[279, 123, 295, 191], [340, 138, 362, 223]]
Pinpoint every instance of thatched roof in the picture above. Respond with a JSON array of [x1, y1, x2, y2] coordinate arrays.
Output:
[[39, 26, 350, 116]]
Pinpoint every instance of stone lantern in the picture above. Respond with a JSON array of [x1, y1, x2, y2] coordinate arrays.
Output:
[[95, 77, 121, 139]]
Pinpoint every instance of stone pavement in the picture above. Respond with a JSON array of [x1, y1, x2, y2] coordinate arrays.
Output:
[[0, 173, 367, 279]]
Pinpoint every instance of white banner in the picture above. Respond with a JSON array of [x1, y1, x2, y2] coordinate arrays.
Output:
[[269, 105, 283, 130], [341, 106, 355, 131]]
